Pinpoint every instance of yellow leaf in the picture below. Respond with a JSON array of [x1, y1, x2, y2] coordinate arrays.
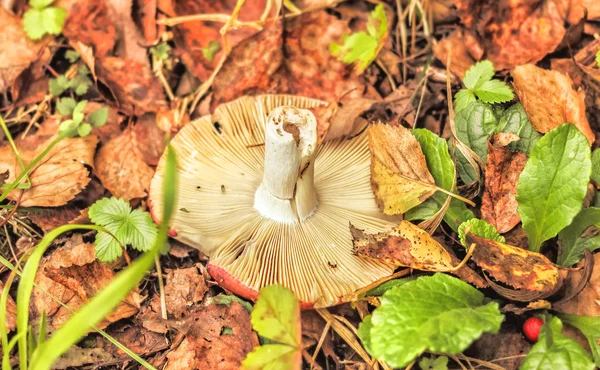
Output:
[[368, 123, 436, 215]]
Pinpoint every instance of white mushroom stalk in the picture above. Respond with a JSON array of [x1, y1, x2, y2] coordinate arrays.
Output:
[[148, 95, 400, 308], [254, 106, 318, 223]]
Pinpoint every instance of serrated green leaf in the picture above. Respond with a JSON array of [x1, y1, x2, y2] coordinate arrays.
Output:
[[558, 207, 600, 267], [151, 43, 171, 61], [558, 314, 600, 367], [24, 6, 66, 40], [517, 124, 592, 252], [419, 356, 449, 370], [88, 107, 109, 127], [473, 79, 514, 104], [42, 7, 66, 35], [591, 149, 600, 185], [65, 50, 80, 63], [369, 3, 387, 40], [70, 74, 92, 96], [365, 273, 504, 368], [358, 315, 373, 354], [454, 101, 497, 183], [89, 197, 158, 262], [251, 285, 299, 347], [77, 123, 92, 137], [56, 97, 76, 116], [77, 64, 90, 76], [23, 9, 46, 40], [458, 218, 504, 247], [405, 129, 474, 231], [49, 75, 69, 96], [463, 60, 494, 90], [497, 103, 541, 155], [521, 316, 594, 370], [29, 0, 55, 9], [242, 344, 298, 370], [453, 89, 476, 113]]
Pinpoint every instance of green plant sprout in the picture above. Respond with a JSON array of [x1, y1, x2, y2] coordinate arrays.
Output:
[[454, 60, 514, 113], [56, 99, 108, 137], [49, 64, 93, 97], [201, 41, 221, 63], [330, 4, 388, 73], [23, 0, 66, 40], [150, 43, 171, 61]]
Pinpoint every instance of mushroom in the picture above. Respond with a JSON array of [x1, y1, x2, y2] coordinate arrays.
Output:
[[149, 95, 400, 308]]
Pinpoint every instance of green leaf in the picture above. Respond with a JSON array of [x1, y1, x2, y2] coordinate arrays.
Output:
[[517, 124, 592, 252], [251, 285, 299, 347], [88, 107, 109, 127], [23, 9, 46, 40], [405, 129, 474, 231], [419, 356, 449, 370], [56, 97, 76, 116], [558, 314, 600, 368], [24, 6, 66, 40], [210, 294, 253, 313], [329, 4, 387, 73], [89, 197, 158, 262], [358, 315, 373, 354], [72, 100, 87, 124], [473, 79, 514, 104], [521, 316, 594, 370], [458, 218, 505, 247], [49, 75, 69, 96], [242, 344, 298, 370], [454, 101, 498, 183], [77, 123, 91, 137], [58, 119, 77, 138], [41, 7, 66, 35], [463, 60, 495, 90], [558, 207, 600, 267], [364, 273, 504, 368], [591, 149, 600, 185], [364, 277, 416, 297], [596, 50, 600, 68], [29, 0, 55, 9], [70, 74, 92, 96], [64, 50, 80, 63], [201, 40, 221, 63], [151, 42, 171, 61], [454, 89, 476, 113], [497, 103, 541, 155]]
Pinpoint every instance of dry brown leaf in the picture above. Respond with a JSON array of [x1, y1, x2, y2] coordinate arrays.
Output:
[[481, 140, 527, 233], [0, 9, 45, 93], [133, 114, 166, 166], [52, 346, 116, 369], [96, 325, 169, 360], [63, 0, 118, 59], [135, 0, 158, 44], [433, 29, 483, 79], [351, 221, 487, 288], [32, 235, 143, 329], [369, 123, 436, 215], [554, 253, 600, 316], [512, 64, 594, 144], [95, 127, 155, 200], [166, 302, 258, 370], [165, 265, 208, 319], [0, 135, 98, 207], [211, 11, 378, 112], [97, 57, 167, 115], [466, 234, 561, 293]]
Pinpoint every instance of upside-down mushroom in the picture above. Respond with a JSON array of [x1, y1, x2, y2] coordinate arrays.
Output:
[[149, 95, 400, 308]]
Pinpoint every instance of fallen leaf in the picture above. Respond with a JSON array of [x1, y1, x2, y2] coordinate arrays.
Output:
[[165, 265, 208, 319], [173, 0, 272, 81], [166, 302, 259, 370], [0, 135, 98, 207], [432, 29, 483, 79], [352, 221, 487, 288], [554, 253, 600, 316], [211, 11, 378, 112], [107, 0, 149, 64], [369, 123, 436, 215], [0, 9, 45, 93], [137, 293, 169, 334], [32, 235, 143, 329], [512, 64, 594, 144], [0, 281, 16, 332], [133, 114, 166, 166], [465, 233, 561, 294], [96, 324, 169, 360], [97, 57, 167, 115], [52, 346, 116, 369], [468, 326, 531, 370], [62, 0, 118, 59], [95, 126, 155, 200], [481, 139, 527, 233], [135, 0, 158, 44]]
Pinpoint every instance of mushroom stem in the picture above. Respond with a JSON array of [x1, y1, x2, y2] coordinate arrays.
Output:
[[254, 106, 318, 223]]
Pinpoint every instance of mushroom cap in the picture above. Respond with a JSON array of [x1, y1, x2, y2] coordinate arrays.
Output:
[[149, 95, 399, 307]]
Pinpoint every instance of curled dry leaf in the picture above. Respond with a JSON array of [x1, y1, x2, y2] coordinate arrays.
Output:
[[369, 123, 436, 215], [95, 126, 155, 200], [0, 135, 98, 207], [512, 64, 594, 144], [211, 11, 378, 112], [0, 9, 45, 93], [97, 57, 166, 115], [33, 235, 143, 329], [481, 139, 527, 233], [351, 221, 487, 288], [165, 265, 208, 319], [465, 234, 562, 294], [554, 253, 600, 316], [165, 302, 259, 370]]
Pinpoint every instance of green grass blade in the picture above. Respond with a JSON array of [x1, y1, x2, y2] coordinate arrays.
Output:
[[1, 270, 16, 369]]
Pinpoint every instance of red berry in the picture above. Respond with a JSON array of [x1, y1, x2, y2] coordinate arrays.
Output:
[[523, 317, 544, 342]]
